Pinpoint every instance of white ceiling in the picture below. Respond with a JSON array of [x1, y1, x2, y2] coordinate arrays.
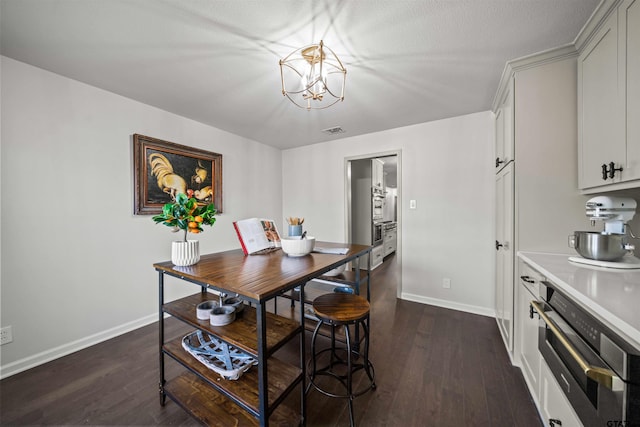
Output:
[[0, 0, 600, 150]]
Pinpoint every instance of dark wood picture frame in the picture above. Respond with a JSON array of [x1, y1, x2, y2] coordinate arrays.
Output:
[[133, 134, 222, 215]]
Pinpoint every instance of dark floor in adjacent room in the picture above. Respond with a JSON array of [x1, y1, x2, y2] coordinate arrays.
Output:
[[0, 255, 541, 426]]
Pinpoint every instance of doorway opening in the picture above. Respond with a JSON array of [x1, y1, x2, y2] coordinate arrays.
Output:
[[345, 151, 402, 298]]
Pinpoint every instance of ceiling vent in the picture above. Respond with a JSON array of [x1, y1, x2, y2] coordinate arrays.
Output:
[[321, 126, 345, 135]]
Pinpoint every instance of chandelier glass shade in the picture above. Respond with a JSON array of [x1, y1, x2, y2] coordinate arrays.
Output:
[[279, 40, 346, 110]]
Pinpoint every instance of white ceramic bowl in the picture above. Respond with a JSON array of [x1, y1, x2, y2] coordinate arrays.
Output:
[[280, 236, 316, 257], [223, 296, 245, 314], [209, 305, 236, 326], [196, 300, 218, 320]]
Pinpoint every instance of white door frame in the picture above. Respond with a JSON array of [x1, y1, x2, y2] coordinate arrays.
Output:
[[345, 149, 402, 298]]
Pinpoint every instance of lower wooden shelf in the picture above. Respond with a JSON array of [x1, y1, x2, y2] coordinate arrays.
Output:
[[163, 337, 302, 417], [163, 292, 302, 357], [164, 371, 300, 427]]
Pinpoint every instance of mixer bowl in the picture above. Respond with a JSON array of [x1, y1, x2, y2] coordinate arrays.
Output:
[[572, 231, 628, 261]]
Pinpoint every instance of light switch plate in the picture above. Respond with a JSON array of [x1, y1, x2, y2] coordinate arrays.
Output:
[[409, 200, 416, 209]]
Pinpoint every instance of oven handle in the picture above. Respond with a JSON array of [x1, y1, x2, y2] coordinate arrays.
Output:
[[530, 300, 624, 391]]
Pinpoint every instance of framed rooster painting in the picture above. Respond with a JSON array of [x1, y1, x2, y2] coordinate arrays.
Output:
[[133, 134, 223, 215]]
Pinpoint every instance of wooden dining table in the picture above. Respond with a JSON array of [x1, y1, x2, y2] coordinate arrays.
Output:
[[154, 241, 372, 427]]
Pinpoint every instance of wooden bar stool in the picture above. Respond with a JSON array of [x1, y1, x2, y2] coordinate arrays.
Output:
[[307, 293, 376, 427]]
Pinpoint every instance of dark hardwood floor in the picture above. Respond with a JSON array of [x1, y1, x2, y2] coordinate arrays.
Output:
[[0, 255, 542, 426]]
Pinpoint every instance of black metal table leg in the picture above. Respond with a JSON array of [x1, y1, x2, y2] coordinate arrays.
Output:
[[256, 302, 269, 427], [158, 271, 166, 406]]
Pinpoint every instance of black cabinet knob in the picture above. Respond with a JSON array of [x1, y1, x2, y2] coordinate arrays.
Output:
[[602, 162, 623, 180], [495, 240, 503, 250], [608, 161, 623, 179], [496, 157, 505, 168]]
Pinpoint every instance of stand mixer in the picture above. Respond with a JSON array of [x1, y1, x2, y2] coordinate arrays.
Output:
[[569, 196, 640, 269]]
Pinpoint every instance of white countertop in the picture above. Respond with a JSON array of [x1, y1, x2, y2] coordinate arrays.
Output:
[[518, 251, 640, 350]]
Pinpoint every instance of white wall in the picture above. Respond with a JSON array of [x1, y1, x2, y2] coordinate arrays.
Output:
[[0, 56, 496, 377], [282, 112, 496, 316], [514, 58, 590, 253], [0, 57, 283, 377]]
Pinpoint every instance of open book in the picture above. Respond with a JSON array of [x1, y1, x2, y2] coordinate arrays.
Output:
[[233, 218, 282, 255]]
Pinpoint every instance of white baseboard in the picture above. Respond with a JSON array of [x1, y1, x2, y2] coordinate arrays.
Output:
[[400, 292, 496, 318], [0, 313, 158, 379]]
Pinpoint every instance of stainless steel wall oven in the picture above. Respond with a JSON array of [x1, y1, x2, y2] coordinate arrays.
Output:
[[372, 196, 384, 222], [532, 281, 640, 427], [372, 222, 383, 246]]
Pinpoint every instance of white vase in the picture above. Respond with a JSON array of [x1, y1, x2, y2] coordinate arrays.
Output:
[[171, 240, 200, 266]]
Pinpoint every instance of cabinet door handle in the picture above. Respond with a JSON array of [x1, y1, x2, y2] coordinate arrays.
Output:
[[496, 157, 505, 168], [495, 240, 503, 250], [602, 162, 624, 180], [549, 419, 562, 427], [520, 275, 535, 284], [608, 161, 623, 179]]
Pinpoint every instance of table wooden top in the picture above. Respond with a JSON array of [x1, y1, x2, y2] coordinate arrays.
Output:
[[154, 242, 371, 302]]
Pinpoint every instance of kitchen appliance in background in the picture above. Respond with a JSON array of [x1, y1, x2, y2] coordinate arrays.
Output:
[[372, 195, 384, 222], [351, 159, 373, 246], [351, 158, 387, 269], [351, 158, 386, 247], [372, 222, 383, 246], [532, 281, 640, 427], [383, 188, 397, 222], [569, 196, 640, 269]]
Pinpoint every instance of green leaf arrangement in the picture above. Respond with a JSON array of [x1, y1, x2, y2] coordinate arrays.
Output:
[[152, 193, 217, 242]]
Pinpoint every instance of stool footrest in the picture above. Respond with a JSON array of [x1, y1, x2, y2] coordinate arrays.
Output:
[[308, 294, 375, 427]]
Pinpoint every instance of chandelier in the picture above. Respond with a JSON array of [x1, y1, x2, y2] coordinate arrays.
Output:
[[279, 40, 347, 110]]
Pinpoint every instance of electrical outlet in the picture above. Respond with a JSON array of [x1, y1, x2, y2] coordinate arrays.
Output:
[[0, 326, 13, 345], [409, 200, 417, 209], [443, 278, 451, 289]]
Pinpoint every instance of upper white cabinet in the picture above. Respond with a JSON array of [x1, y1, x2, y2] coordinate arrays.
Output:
[[623, 0, 640, 184], [372, 158, 384, 190], [494, 76, 514, 172], [578, 0, 640, 192]]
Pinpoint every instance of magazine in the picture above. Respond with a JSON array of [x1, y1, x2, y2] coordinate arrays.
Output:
[[233, 218, 282, 255]]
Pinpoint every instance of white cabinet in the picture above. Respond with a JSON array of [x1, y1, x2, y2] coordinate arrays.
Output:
[[495, 76, 514, 172], [371, 245, 384, 269], [516, 257, 583, 427], [495, 162, 514, 352], [516, 261, 542, 402], [578, 9, 621, 189], [578, 0, 640, 191], [622, 0, 640, 184], [383, 227, 397, 257], [494, 73, 515, 352], [372, 158, 384, 190], [539, 360, 582, 427], [494, 47, 586, 360]]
